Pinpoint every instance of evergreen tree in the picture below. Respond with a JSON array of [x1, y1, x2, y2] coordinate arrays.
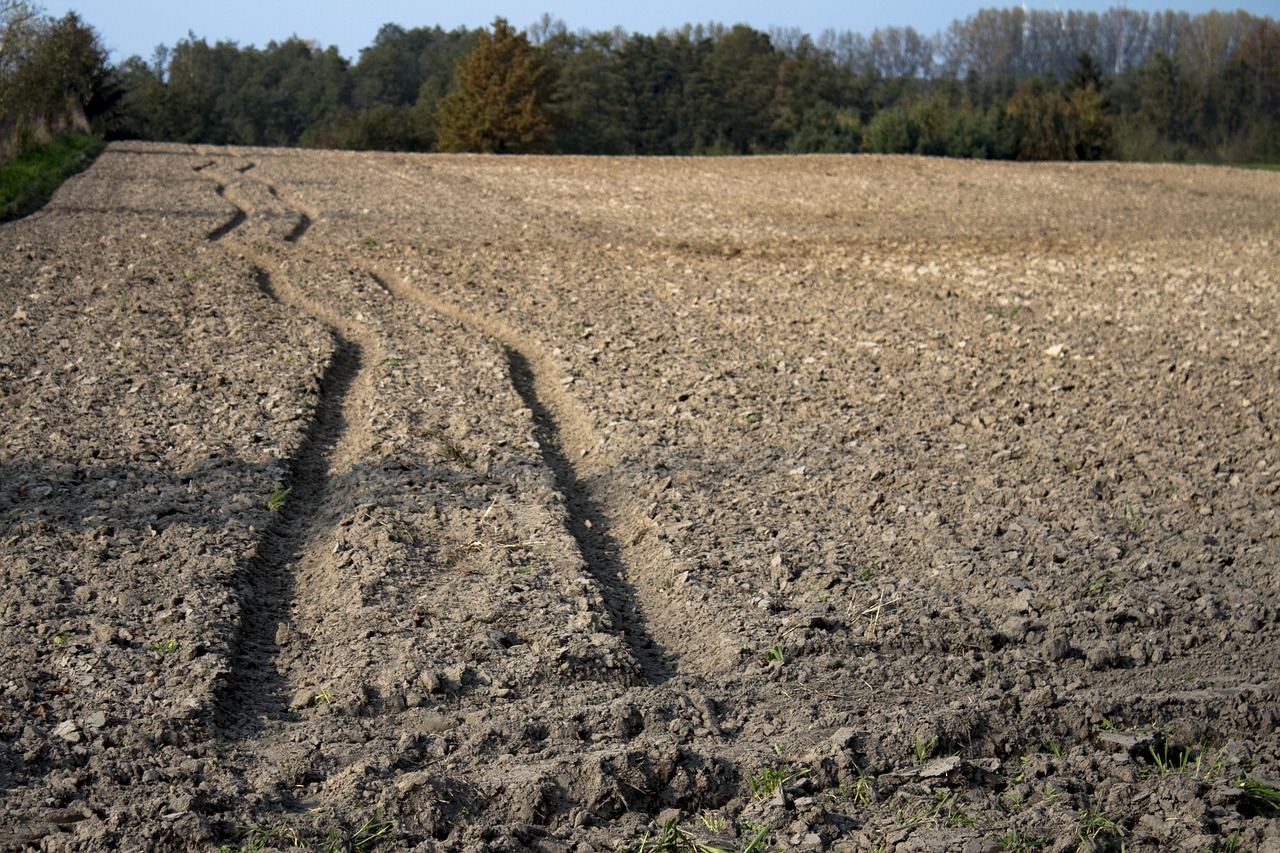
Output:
[[436, 18, 553, 153], [612, 33, 690, 155], [689, 25, 782, 153], [545, 30, 632, 154]]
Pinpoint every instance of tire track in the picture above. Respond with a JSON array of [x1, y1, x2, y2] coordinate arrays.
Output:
[[348, 148, 737, 676], [205, 184, 246, 240], [196, 156, 383, 734], [366, 266, 734, 680], [504, 345, 675, 681], [213, 149, 693, 681], [216, 325, 363, 734], [284, 211, 312, 243], [197, 155, 316, 245], [200, 153, 730, 691]]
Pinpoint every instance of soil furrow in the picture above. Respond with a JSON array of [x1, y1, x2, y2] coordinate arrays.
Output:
[[502, 345, 676, 682], [216, 327, 363, 736], [367, 267, 736, 677]]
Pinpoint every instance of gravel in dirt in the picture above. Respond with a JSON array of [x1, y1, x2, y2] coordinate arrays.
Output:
[[1, 143, 1278, 851]]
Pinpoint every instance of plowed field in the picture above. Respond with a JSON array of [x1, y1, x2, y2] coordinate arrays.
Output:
[[2, 143, 1278, 851]]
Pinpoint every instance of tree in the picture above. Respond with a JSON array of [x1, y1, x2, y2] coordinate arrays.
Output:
[[861, 105, 915, 153], [4, 11, 110, 118], [159, 35, 235, 142], [612, 33, 691, 155], [1068, 51, 1104, 91], [234, 39, 349, 145], [1233, 19, 1280, 117], [1, 8, 115, 151], [351, 24, 477, 111], [0, 0, 39, 85], [545, 30, 632, 154], [1136, 52, 1195, 147], [788, 100, 861, 153], [436, 18, 553, 153], [1219, 19, 1280, 160], [110, 52, 167, 139], [1005, 78, 1073, 159], [868, 25, 934, 78], [1065, 53, 1113, 159], [771, 37, 861, 143], [698, 25, 783, 153], [1066, 84, 1113, 159]]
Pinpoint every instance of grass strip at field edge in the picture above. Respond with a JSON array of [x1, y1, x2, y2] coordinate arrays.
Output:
[[0, 133, 105, 223]]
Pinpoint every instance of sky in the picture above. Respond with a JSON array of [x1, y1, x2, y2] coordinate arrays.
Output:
[[44, 0, 1279, 63]]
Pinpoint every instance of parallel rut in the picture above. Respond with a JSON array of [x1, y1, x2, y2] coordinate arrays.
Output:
[[195, 148, 709, 730], [366, 263, 698, 682], [196, 153, 382, 734]]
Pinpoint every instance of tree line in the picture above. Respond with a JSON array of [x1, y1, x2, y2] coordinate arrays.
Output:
[[3, 3, 1278, 163], [0, 1, 113, 160]]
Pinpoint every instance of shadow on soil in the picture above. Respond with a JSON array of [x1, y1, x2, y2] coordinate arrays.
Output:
[[215, 335, 363, 737], [503, 347, 677, 685]]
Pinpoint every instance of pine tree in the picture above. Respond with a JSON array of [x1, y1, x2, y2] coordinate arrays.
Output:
[[436, 18, 552, 153]]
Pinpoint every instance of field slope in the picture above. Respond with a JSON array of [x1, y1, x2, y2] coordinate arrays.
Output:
[[1, 143, 1278, 851]]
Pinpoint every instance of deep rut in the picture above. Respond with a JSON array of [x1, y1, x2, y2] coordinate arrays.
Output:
[[502, 345, 676, 681], [196, 154, 381, 734], [196, 150, 708, 707], [215, 331, 363, 734]]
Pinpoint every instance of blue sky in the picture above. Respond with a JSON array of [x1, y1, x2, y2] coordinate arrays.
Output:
[[45, 0, 1279, 62]]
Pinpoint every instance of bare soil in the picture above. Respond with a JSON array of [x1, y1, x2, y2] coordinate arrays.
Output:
[[1, 143, 1278, 852]]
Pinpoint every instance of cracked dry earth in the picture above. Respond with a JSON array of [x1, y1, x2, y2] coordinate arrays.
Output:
[[1, 144, 1279, 853]]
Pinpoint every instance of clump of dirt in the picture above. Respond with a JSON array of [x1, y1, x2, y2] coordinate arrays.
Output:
[[1, 144, 1277, 851]]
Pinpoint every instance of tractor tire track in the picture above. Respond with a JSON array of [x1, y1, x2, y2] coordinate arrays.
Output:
[[215, 322, 363, 734], [335, 155, 739, 676], [201, 153, 730, 694], [367, 265, 737, 680], [205, 184, 246, 241], [501, 344, 676, 682], [197, 156, 384, 734], [211, 149, 697, 681]]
